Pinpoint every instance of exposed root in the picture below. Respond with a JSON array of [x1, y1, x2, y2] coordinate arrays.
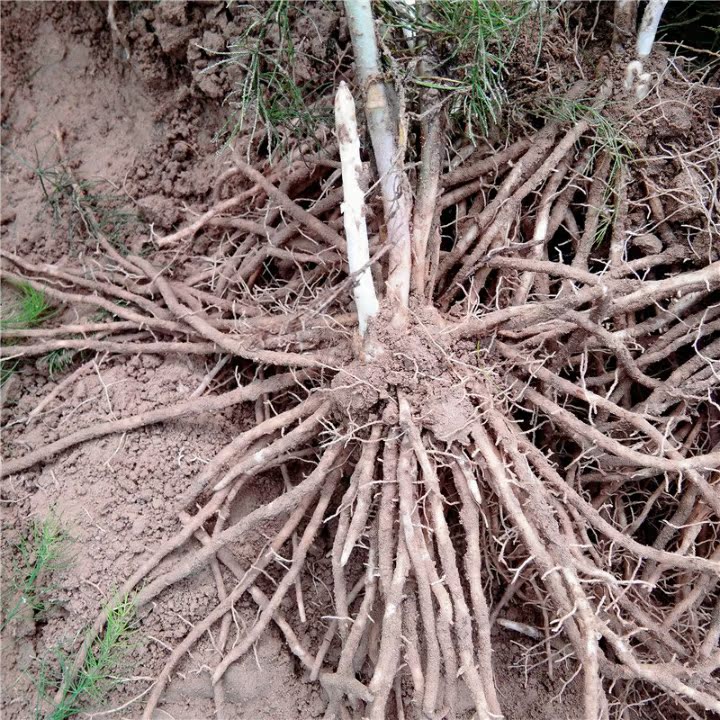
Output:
[[3, 51, 719, 720]]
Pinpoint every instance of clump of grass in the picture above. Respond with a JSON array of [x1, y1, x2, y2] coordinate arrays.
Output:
[[0, 144, 138, 254], [37, 595, 137, 720], [64, 179, 137, 255], [1, 282, 54, 330], [43, 349, 77, 378], [382, 0, 539, 141], [2, 516, 136, 718], [2, 514, 70, 631], [1, 283, 55, 387], [543, 97, 635, 177], [206, 0, 333, 156], [540, 96, 636, 246], [40, 166, 137, 255], [1, 359, 19, 387]]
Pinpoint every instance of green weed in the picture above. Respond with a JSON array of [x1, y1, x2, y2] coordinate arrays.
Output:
[[43, 349, 77, 378], [65, 183, 137, 255], [2, 516, 137, 718], [40, 168, 137, 255], [1, 282, 54, 330], [1, 282, 56, 386], [2, 515, 70, 631], [0, 144, 137, 254], [1, 359, 19, 387], [538, 96, 636, 247], [208, 0, 333, 155], [540, 96, 635, 175], [38, 595, 137, 720], [382, 0, 540, 141]]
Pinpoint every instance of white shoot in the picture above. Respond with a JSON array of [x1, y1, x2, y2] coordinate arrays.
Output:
[[635, 72, 652, 100], [637, 0, 668, 58], [624, 60, 643, 91], [344, 0, 413, 310], [624, 60, 652, 101], [335, 81, 379, 336]]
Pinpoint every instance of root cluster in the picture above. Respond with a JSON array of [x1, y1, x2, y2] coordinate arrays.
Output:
[[2, 82, 719, 720]]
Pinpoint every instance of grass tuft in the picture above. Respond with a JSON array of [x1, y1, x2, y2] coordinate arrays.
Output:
[[40, 595, 137, 720], [44, 349, 77, 378], [208, 0, 332, 156], [1, 143, 138, 254], [2, 516, 136, 719], [2, 514, 70, 631], [382, 0, 539, 141], [540, 96, 635, 247], [1, 281, 56, 386], [540, 96, 635, 173], [1, 359, 20, 387], [1, 282, 54, 330]]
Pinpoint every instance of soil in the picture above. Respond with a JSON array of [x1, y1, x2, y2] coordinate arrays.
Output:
[[1, 3, 716, 720]]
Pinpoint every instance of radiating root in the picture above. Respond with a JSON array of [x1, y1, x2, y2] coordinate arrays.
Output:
[[0, 372, 303, 477], [340, 423, 382, 566], [209, 471, 338, 686], [7, 90, 718, 720], [366, 531, 408, 719], [140, 465, 340, 719]]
